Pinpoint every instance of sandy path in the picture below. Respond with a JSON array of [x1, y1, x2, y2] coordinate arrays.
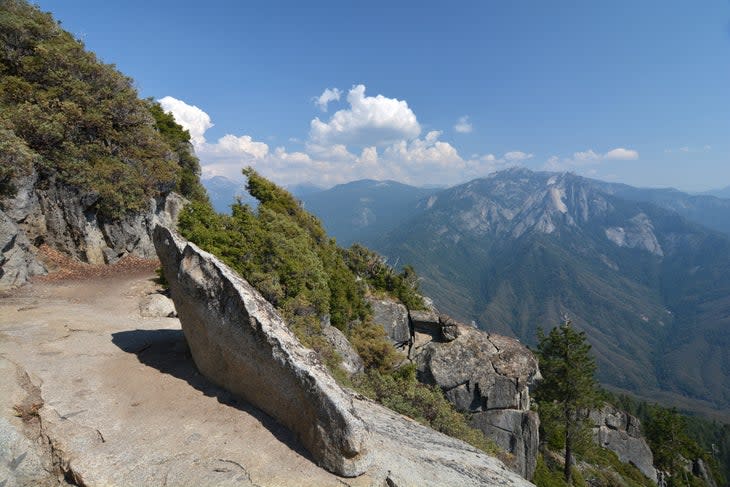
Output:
[[0, 269, 355, 486]]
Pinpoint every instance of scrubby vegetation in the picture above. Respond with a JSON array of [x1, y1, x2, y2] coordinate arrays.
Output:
[[355, 364, 501, 455], [177, 167, 499, 454], [343, 243, 424, 310], [533, 448, 656, 487], [0, 0, 204, 216]]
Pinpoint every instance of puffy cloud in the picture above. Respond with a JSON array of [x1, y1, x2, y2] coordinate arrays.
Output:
[[206, 134, 269, 158], [164, 93, 522, 188], [504, 151, 534, 161], [310, 84, 421, 147], [158, 96, 213, 147], [454, 115, 473, 133], [604, 147, 639, 160], [544, 147, 639, 171], [313, 88, 342, 112]]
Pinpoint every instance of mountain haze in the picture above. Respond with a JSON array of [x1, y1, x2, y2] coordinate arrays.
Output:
[[590, 179, 730, 236], [299, 179, 438, 247]]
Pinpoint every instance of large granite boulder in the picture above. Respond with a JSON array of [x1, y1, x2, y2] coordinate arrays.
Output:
[[154, 225, 371, 477], [368, 297, 410, 343], [414, 323, 541, 480], [590, 404, 657, 482]]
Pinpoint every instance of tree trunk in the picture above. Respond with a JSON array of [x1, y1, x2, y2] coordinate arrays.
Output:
[[564, 427, 573, 484]]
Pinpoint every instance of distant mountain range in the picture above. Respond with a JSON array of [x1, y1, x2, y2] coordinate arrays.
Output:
[[300, 179, 438, 247], [702, 186, 730, 199], [296, 169, 730, 419]]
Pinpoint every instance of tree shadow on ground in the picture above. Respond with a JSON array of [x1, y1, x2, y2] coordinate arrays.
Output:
[[110, 328, 312, 460]]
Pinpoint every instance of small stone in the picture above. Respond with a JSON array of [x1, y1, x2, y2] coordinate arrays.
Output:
[[139, 293, 177, 318]]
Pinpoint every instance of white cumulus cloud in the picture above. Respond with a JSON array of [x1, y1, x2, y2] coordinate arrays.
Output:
[[162, 93, 524, 188], [158, 96, 213, 147], [310, 84, 421, 147], [544, 147, 639, 171], [313, 88, 342, 112], [454, 115, 473, 133], [207, 134, 269, 158], [604, 148, 639, 160]]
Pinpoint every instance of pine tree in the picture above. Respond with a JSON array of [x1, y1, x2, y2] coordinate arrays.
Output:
[[535, 317, 601, 484]]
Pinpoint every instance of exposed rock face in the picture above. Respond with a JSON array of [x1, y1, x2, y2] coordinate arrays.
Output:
[[322, 324, 365, 376], [605, 213, 664, 256], [153, 226, 534, 485], [154, 225, 371, 477], [414, 323, 541, 480], [439, 314, 461, 342], [693, 458, 718, 487], [409, 307, 440, 335], [0, 169, 185, 289], [368, 297, 410, 343], [590, 404, 657, 482]]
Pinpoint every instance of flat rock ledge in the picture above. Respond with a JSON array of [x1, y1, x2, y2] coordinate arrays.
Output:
[[154, 225, 370, 477], [154, 226, 534, 486]]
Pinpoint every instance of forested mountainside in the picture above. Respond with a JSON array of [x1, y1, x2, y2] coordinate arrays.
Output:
[[588, 179, 730, 236], [301, 169, 730, 420], [373, 169, 730, 418], [0, 0, 205, 215]]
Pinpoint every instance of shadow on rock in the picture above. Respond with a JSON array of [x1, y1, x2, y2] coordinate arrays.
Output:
[[111, 328, 310, 458]]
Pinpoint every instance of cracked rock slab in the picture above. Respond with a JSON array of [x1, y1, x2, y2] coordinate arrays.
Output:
[[414, 324, 540, 480]]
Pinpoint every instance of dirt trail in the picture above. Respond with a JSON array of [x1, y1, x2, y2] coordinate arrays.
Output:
[[0, 267, 358, 486]]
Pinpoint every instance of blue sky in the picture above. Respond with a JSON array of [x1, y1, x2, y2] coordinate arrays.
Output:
[[37, 1, 730, 191]]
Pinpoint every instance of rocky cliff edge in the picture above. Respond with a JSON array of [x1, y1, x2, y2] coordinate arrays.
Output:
[[153, 225, 534, 486]]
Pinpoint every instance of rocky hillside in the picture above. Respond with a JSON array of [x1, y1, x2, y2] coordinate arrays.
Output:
[[0, 0, 205, 289]]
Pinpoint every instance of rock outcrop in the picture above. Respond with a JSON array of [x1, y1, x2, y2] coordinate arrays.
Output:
[[322, 323, 365, 376], [414, 322, 541, 480], [0, 169, 185, 289], [153, 226, 534, 485], [590, 404, 658, 482], [154, 225, 371, 477], [368, 297, 411, 344]]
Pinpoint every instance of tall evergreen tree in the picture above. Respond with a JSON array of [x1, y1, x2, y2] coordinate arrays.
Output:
[[535, 318, 601, 484]]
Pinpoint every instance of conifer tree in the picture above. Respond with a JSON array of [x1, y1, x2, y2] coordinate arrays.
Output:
[[535, 317, 601, 484]]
